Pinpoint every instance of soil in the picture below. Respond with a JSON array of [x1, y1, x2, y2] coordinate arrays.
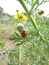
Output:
[[0, 22, 16, 65]]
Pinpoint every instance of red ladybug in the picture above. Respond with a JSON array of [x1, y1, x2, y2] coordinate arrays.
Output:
[[21, 30, 27, 38]]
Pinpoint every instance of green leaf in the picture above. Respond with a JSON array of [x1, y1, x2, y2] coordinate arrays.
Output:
[[0, 40, 5, 46]]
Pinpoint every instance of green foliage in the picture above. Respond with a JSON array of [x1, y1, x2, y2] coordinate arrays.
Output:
[[7, 0, 49, 65], [9, 16, 49, 65], [0, 40, 5, 47], [8, 47, 20, 65]]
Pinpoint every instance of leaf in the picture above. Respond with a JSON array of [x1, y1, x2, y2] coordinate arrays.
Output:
[[0, 40, 5, 47]]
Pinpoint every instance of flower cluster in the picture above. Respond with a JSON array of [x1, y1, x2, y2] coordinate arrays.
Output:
[[13, 12, 27, 21]]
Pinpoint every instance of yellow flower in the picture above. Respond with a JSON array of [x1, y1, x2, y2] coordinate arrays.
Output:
[[13, 13, 19, 20], [13, 12, 27, 21], [22, 15, 27, 21], [19, 13, 24, 17], [19, 12, 27, 21]]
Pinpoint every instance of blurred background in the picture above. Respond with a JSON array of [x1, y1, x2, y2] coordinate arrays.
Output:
[[0, 0, 49, 16]]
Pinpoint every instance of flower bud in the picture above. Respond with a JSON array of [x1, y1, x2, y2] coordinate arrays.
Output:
[[17, 23, 24, 32]]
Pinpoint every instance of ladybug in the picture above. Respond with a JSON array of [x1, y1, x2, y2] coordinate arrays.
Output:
[[21, 30, 27, 38]]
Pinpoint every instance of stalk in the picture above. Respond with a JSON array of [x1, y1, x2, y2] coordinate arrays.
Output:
[[18, 0, 45, 41], [19, 46, 21, 65]]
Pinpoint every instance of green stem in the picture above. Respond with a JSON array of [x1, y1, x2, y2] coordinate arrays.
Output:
[[18, 0, 45, 41], [19, 46, 21, 65], [18, 0, 29, 13]]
